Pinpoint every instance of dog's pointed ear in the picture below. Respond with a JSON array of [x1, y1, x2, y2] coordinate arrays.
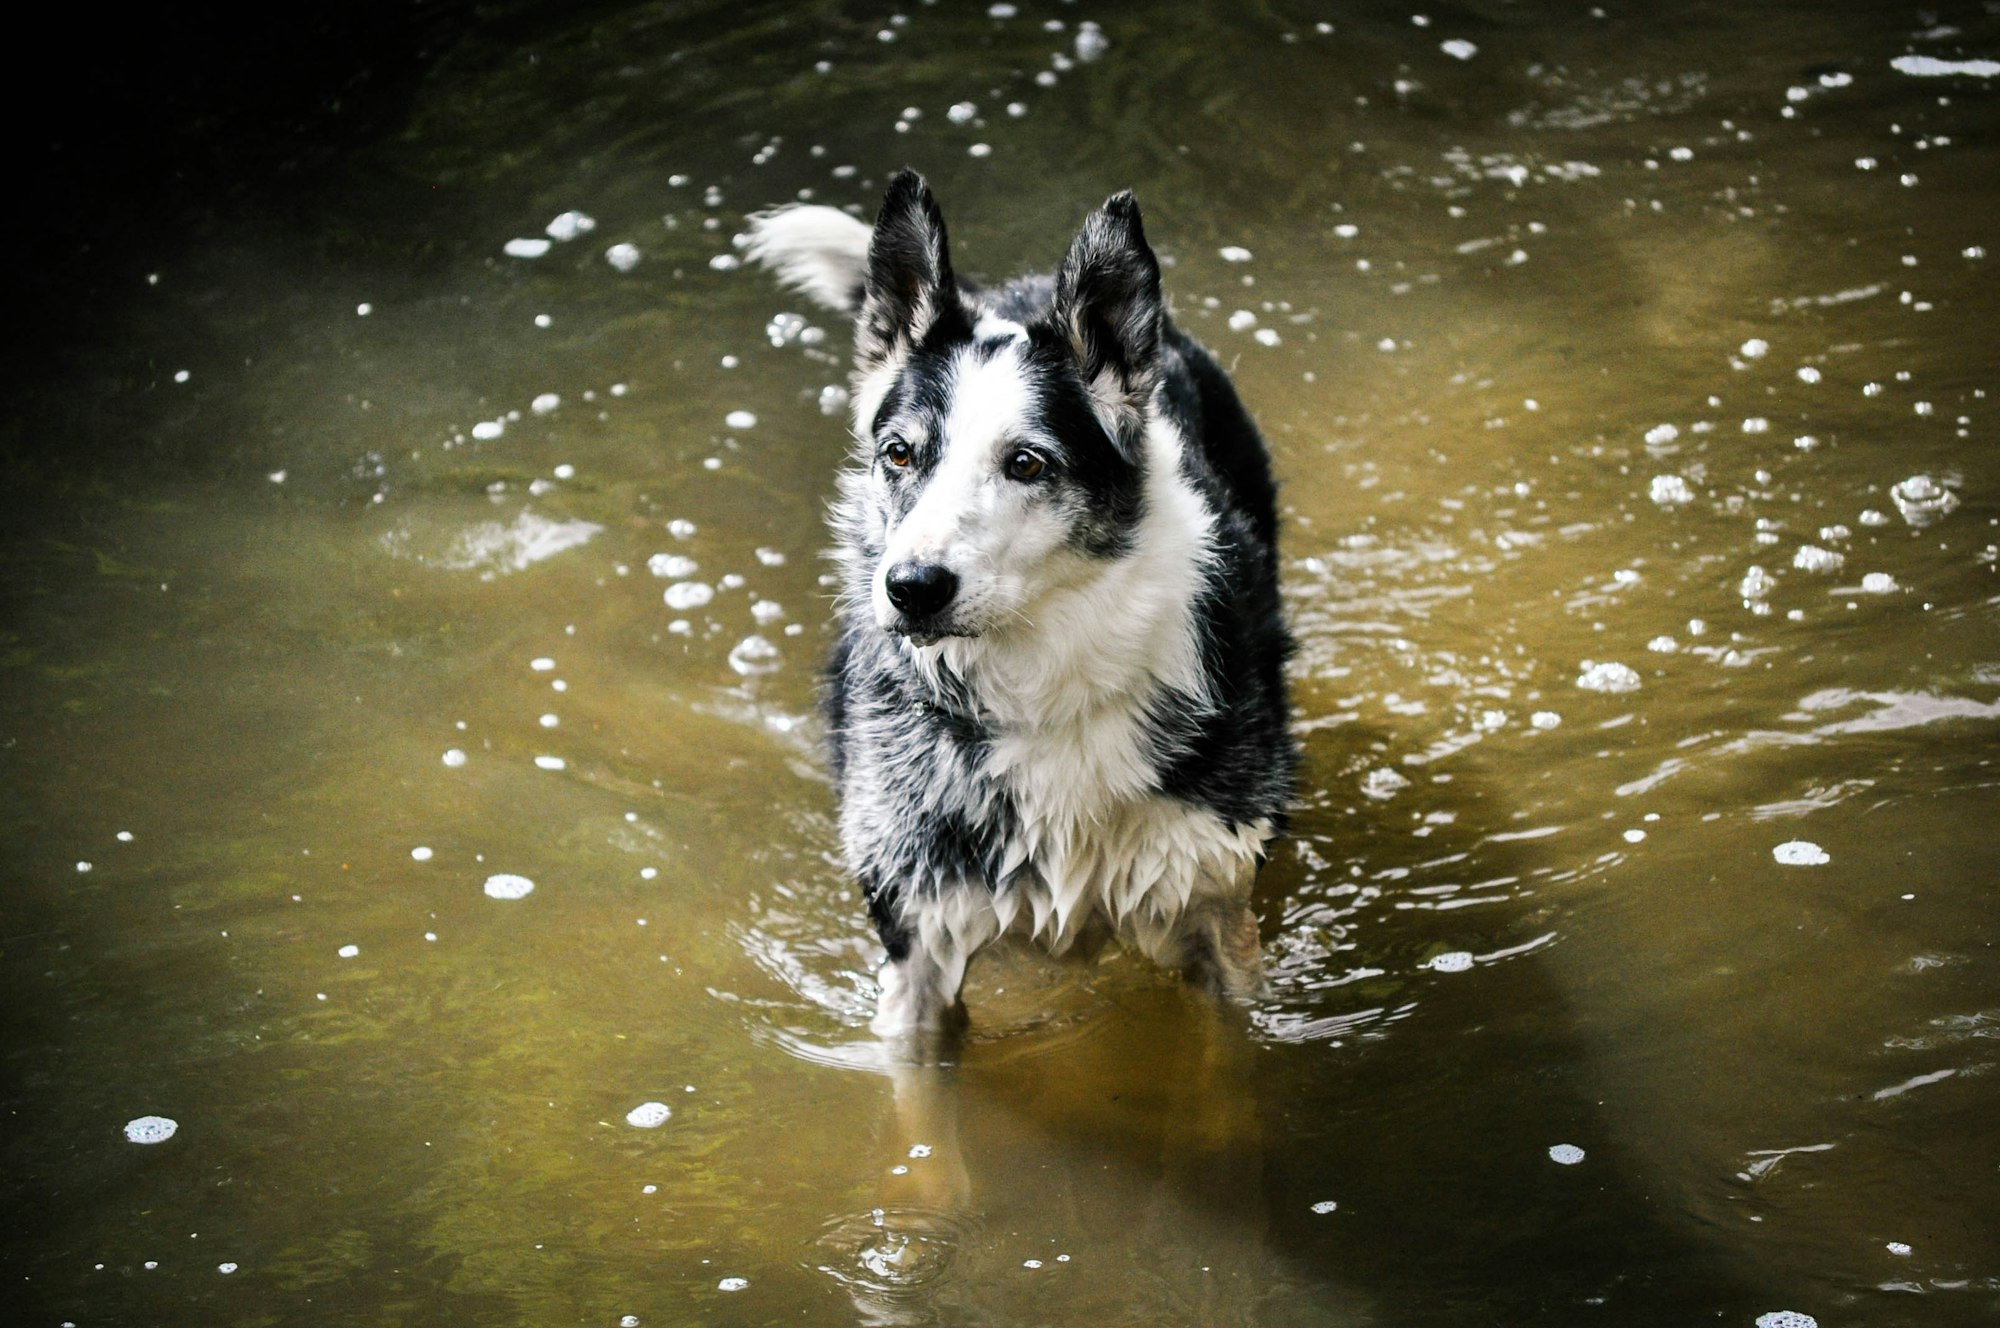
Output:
[[1051, 191, 1164, 421], [858, 170, 959, 369]]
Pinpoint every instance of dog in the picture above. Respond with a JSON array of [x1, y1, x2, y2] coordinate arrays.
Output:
[[744, 171, 1294, 1038]]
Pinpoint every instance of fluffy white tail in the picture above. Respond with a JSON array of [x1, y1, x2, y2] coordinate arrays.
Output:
[[738, 205, 874, 314]]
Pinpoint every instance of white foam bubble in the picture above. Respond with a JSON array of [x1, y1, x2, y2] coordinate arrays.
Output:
[[124, 1115, 178, 1144], [483, 873, 536, 899], [1643, 422, 1680, 447], [471, 420, 505, 441], [533, 755, 566, 771], [1360, 767, 1410, 799], [338, 944, 359, 959], [1792, 545, 1843, 573], [605, 243, 641, 272], [946, 101, 977, 124], [218, 1262, 239, 1275], [1860, 572, 1898, 593], [664, 581, 714, 611], [1219, 246, 1254, 263], [1649, 475, 1693, 506], [1254, 328, 1281, 346], [626, 1101, 672, 1128], [411, 846, 433, 861], [646, 553, 698, 579], [728, 635, 782, 676], [1891, 55, 2000, 77], [1440, 38, 1478, 59], [1740, 337, 1769, 359], [1647, 635, 1678, 653], [546, 210, 597, 241], [1754, 1313, 1818, 1328], [1739, 566, 1777, 601], [1075, 21, 1108, 61], [1310, 1200, 1338, 1214], [531, 393, 560, 415], [1890, 474, 1958, 525], [1772, 840, 1829, 866], [717, 1277, 748, 1292], [724, 410, 757, 430], [1530, 710, 1561, 730], [1428, 951, 1474, 973], [1548, 1143, 1585, 1165], [1575, 661, 1640, 693], [504, 237, 552, 259], [1227, 310, 1258, 331]]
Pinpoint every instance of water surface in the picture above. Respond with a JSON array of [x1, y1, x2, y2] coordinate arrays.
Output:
[[3, 2, 1997, 1325]]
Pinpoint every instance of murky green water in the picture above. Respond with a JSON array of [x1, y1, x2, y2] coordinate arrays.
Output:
[[4, 2, 1997, 1324]]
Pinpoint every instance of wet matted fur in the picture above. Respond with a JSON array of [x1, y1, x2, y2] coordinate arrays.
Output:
[[745, 171, 1294, 1037]]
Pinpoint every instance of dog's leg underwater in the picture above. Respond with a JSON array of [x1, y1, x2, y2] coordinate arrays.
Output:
[[871, 945, 965, 1039]]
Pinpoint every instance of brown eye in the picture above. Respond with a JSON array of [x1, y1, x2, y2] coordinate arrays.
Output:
[[1006, 450, 1045, 481], [884, 439, 913, 468]]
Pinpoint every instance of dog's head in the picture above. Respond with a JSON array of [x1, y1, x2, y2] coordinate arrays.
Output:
[[843, 172, 1166, 646]]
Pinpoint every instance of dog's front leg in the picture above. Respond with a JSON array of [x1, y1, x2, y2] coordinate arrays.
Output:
[[870, 945, 965, 1038], [1176, 857, 1267, 1001]]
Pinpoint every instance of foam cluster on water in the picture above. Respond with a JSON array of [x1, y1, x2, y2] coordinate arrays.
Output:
[[124, 1115, 178, 1144], [1575, 661, 1640, 693], [483, 873, 536, 900], [625, 1101, 672, 1128]]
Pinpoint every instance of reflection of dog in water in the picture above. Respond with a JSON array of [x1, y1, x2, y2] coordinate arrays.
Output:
[[746, 171, 1293, 1040]]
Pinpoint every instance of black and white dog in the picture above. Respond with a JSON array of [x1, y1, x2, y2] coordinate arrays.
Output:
[[745, 172, 1294, 1037]]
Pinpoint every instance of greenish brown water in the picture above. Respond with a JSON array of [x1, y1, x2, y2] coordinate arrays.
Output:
[[4, 3, 1998, 1325]]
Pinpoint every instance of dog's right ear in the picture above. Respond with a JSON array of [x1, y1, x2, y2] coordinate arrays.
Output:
[[857, 171, 960, 369]]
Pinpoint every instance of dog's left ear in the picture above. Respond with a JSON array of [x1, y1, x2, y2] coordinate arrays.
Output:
[[1051, 191, 1164, 427]]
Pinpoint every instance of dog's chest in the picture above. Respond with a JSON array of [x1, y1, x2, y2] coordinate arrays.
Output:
[[962, 703, 1260, 941]]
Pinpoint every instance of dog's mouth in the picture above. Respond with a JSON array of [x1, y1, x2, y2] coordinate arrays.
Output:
[[892, 624, 975, 648]]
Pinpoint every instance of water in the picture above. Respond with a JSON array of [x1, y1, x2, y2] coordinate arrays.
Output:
[[3, 2, 1997, 1324]]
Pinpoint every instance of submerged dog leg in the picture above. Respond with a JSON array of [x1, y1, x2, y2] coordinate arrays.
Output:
[[870, 945, 968, 1042], [1179, 898, 1265, 999]]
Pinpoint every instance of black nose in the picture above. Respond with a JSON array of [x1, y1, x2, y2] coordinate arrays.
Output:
[[884, 561, 958, 619]]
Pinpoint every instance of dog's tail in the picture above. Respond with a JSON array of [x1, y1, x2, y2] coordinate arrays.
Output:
[[738, 205, 873, 314]]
